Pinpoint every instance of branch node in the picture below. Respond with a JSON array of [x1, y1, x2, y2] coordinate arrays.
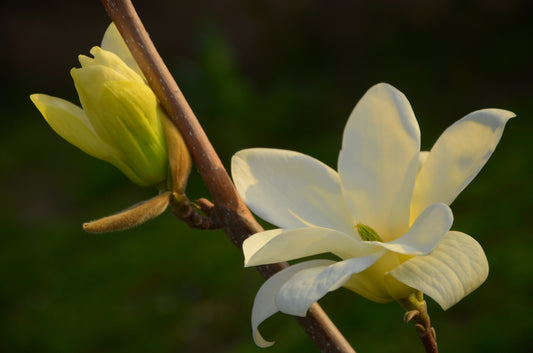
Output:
[[169, 194, 220, 230], [430, 327, 437, 340], [197, 197, 215, 215], [415, 323, 426, 335], [403, 310, 420, 323]]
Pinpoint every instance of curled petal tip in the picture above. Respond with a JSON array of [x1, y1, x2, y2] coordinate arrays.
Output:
[[253, 330, 275, 348]]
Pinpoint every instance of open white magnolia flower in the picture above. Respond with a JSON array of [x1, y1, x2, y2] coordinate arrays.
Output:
[[231, 83, 514, 347]]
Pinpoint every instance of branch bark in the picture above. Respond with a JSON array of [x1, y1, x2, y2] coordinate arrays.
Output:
[[100, 1, 356, 352]]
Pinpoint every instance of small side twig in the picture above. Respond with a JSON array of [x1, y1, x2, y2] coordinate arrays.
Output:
[[169, 194, 220, 230]]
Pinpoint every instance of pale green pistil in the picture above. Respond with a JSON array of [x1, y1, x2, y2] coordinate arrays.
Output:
[[356, 223, 384, 242]]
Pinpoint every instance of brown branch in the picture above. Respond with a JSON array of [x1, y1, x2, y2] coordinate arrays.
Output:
[[100, 1, 356, 352]]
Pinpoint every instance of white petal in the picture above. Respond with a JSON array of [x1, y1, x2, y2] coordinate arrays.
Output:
[[251, 260, 334, 348], [417, 151, 429, 174], [371, 203, 453, 255], [276, 252, 386, 316], [388, 231, 489, 310], [411, 109, 515, 221], [100, 22, 145, 78], [232, 148, 354, 233], [244, 227, 382, 267], [339, 83, 420, 240]]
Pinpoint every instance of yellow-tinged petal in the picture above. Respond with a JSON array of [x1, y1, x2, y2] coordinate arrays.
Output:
[[99, 81, 168, 185], [275, 252, 385, 317], [72, 65, 168, 185], [71, 57, 135, 89], [30, 93, 112, 161], [343, 251, 413, 302], [388, 231, 489, 310], [101, 22, 144, 78], [410, 109, 515, 221], [339, 83, 420, 241], [77, 54, 94, 68], [80, 47, 144, 83]]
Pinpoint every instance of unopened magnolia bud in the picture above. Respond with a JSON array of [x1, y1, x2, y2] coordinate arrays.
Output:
[[31, 23, 190, 190]]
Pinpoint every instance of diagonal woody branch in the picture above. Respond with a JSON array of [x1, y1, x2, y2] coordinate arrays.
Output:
[[101, 1, 356, 352]]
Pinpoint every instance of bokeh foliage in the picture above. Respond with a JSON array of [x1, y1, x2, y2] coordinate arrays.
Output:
[[1, 1, 532, 352]]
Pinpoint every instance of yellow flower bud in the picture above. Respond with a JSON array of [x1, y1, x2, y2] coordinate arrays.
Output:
[[30, 24, 189, 188]]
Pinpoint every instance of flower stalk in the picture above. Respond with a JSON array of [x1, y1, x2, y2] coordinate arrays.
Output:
[[398, 292, 438, 353], [100, 0, 356, 352]]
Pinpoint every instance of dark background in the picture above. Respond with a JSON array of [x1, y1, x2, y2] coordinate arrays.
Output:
[[1, 0, 532, 352]]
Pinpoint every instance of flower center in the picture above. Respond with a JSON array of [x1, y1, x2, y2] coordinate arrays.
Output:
[[356, 223, 384, 242]]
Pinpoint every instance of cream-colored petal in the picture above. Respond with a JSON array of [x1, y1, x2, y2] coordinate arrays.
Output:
[[417, 151, 429, 174], [388, 231, 489, 310], [244, 227, 382, 267], [232, 148, 354, 233], [30, 94, 112, 161], [339, 83, 420, 240], [344, 251, 414, 303], [276, 252, 385, 316], [101, 22, 144, 78], [251, 260, 334, 348], [370, 203, 453, 255], [411, 109, 515, 221]]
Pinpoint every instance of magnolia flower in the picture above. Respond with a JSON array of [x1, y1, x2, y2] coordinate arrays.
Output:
[[231, 83, 513, 347], [31, 23, 188, 188]]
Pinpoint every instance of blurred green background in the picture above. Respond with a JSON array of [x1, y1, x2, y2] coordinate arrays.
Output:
[[1, 0, 532, 352]]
